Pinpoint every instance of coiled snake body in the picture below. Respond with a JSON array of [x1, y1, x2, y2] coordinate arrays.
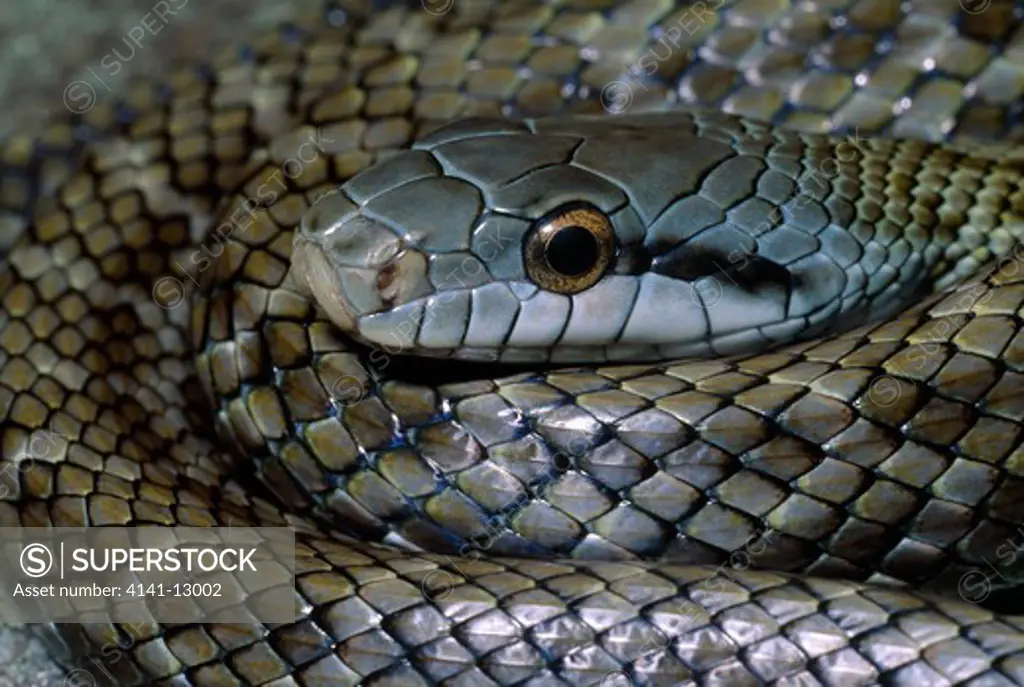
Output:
[[4, 0, 1024, 684]]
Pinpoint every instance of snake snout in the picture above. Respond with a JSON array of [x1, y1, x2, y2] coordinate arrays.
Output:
[[294, 191, 433, 340]]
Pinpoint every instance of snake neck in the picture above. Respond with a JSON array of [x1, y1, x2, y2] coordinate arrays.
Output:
[[912, 140, 1024, 292]]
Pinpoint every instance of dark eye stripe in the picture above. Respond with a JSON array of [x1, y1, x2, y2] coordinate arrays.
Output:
[[652, 246, 795, 294]]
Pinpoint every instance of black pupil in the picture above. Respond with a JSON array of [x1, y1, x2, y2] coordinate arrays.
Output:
[[546, 225, 599, 276]]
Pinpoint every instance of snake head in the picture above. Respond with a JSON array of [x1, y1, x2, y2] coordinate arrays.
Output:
[[294, 112, 916, 363]]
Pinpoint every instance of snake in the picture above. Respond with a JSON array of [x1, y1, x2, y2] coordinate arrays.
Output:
[[3, 0, 1024, 684]]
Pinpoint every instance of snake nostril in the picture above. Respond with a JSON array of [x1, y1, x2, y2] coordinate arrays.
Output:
[[377, 263, 399, 300]]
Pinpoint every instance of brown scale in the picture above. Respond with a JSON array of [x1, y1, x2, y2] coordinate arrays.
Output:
[[2, 0, 1024, 685]]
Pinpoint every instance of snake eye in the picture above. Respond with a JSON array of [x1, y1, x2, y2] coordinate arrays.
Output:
[[524, 204, 615, 294]]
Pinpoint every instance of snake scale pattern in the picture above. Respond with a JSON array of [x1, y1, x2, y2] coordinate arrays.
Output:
[[3, 0, 1024, 684]]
